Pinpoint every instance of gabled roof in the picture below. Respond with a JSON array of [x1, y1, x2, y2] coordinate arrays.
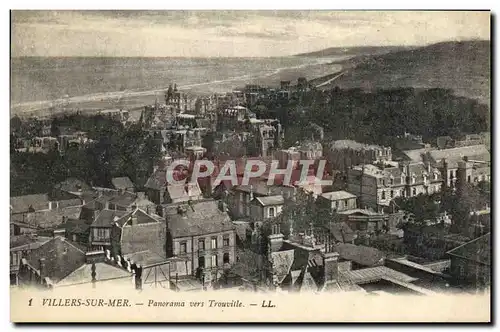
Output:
[[91, 210, 128, 228], [167, 200, 234, 238], [111, 177, 135, 190], [167, 182, 202, 201], [271, 250, 295, 284], [10, 206, 83, 229], [10, 235, 52, 250], [25, 237, 86, 284], [113, 208, 163, 228], [56, 262, 132, 287], [255, 195, 284, 206], [447, 233, 491, 265], [10, 194, 50, 214]]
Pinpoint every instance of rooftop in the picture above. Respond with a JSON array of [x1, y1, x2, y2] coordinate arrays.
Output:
[[111, 177, 135, 190], [321, 191, 357, 201], [25, 236, 86, 284], [255, 195, 284, 206], [167, 200, 234, 238]]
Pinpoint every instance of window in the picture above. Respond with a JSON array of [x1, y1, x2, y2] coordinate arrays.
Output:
[[467, 175, 471, 183], [269, 207, 275, 218], [389, 178, 394, 185], [344, 200, 348, 207], [390, 190, 394, 199], [180, 242, 187, 254], [198, 256, 205, 268], [223, 236, 230, 247], [211, 254, 218, 267], [211, 237, 217, 249], [411, 176, 416, 184], [223, 253, 230, 264], [433, 173, 438, 180], [198, 238, 205, 250], [412, 188, 417, 196], [381, 191, 386, 200]]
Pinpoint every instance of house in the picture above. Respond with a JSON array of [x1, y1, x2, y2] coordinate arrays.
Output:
[[111, 177, 135, 192], [109, 208, 166, 258], [51, 178, 92, 198], [347, 161, 443, 212], [88, 190, 156, 214], [422, 145, 490, 189], [10, 203, 83, 232], [17, 237, 133, 289], [165, 200, 236, 281], [250, 195, 284, 221], [334, 243, 385, 270], [447, 233, 491, 290], [89, 210, 128, 251], [144, 166, 202, 205], [336, 209, 390, 236], [324, 140, 392, 174], [232, 223, 433, 295], [10, 234, 52, 286], [317, 191, 357, 212]]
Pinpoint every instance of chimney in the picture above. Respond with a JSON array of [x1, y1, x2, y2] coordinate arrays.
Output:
[[323, 236, 339, 284], [268, 223, 284, 252], [39, 258, 46, 284], [53, 228, 65, 238], [86, 250, 106, 264]]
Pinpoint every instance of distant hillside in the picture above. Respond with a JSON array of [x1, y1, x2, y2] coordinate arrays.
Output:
[[295, 45, 411, 57], [323, 40, 491, 106]]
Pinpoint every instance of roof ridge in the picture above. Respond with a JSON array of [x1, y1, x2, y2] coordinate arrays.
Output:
[[446, 232, 490, 255]]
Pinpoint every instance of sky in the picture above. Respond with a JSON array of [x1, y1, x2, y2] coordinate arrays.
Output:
[[11, 10, 490, 57]]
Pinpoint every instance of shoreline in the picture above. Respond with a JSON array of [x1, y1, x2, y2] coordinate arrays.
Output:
[[10, 59, 348, 119]]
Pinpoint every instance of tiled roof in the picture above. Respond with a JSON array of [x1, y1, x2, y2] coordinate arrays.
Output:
[[91, 210, 128, 228], [114, 208, 163, 228], [10, 206, 83, 229], [167, 182, 202, 201], [255, 195, 284, 206], [26, 237, 86, 284], [10, 235, 52, 250], [321, 191, 357, 201], [10, 194, 50, 214], [61, 218, 91, 234], [111, 177, 135, 190], [57, 262, 132, 286], [167, 200, 234, 238], [271, 249, 295, 283], [429, 145, 490, 168], [123, 250, 168, 267], [340, 266, 418, 285], [447, 233, 491, 265], [335, 244, 385, 267]]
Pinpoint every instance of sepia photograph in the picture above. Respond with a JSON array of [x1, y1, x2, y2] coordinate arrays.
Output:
[[9, 9, 491, 323]]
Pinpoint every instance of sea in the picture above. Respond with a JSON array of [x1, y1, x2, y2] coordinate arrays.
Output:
[[10, 56, 346, 115]]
